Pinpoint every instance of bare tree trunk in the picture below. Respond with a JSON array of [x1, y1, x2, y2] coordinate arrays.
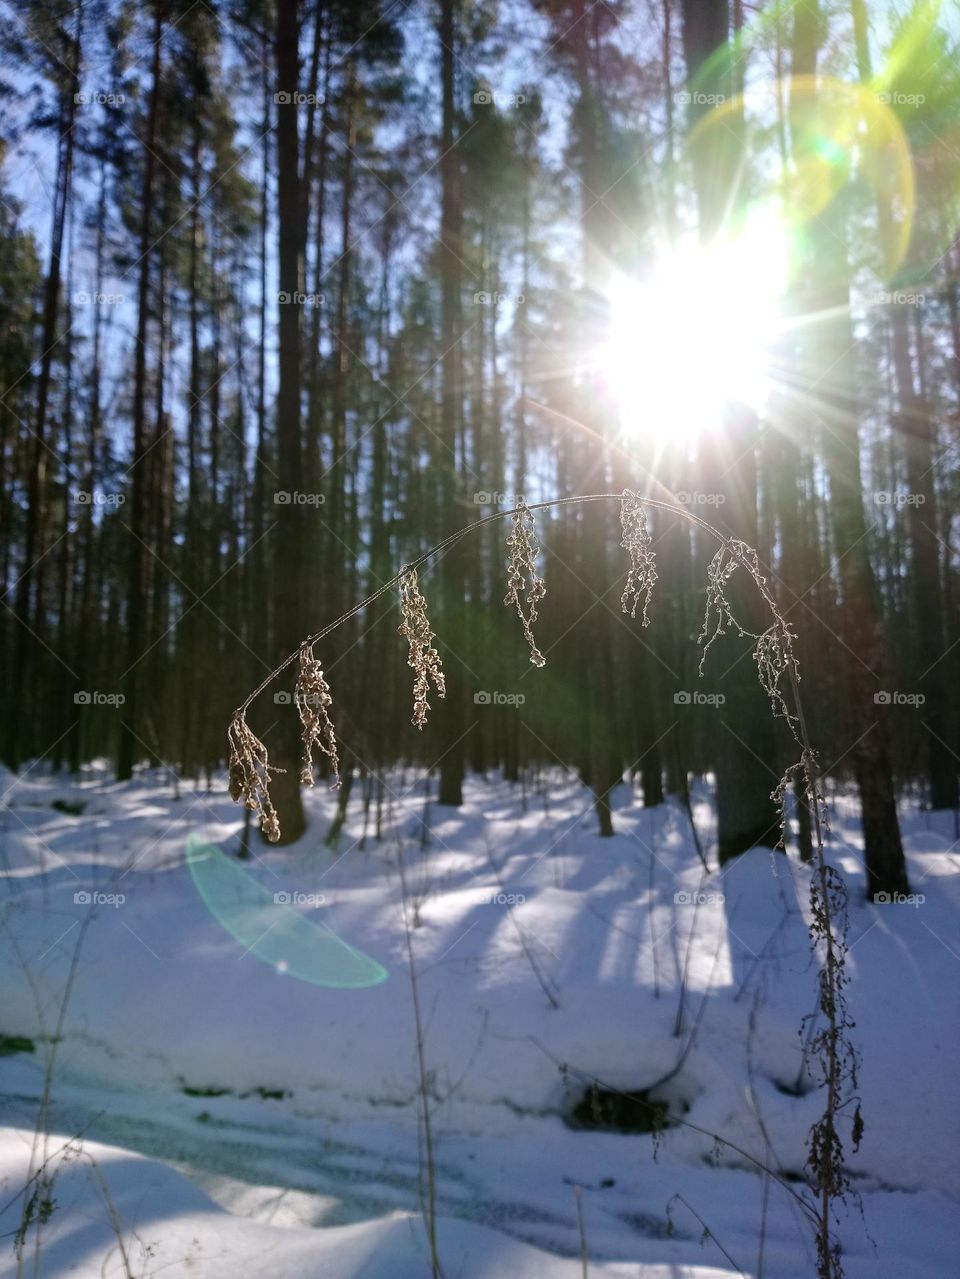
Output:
[[435, 0, 465, 807], [270, 0, 307, 842], [118, 1, 162, 781]]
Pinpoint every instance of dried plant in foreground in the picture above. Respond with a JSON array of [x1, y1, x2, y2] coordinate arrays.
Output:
[[619, 488, 658, 624], [295, 643, 341, 788], [398, 568, 446, 728], [229, 489, 858, 1276], [504, 498, 547, 666], [693, 533, 857, 1279], [227, 713, 282, 843], [697, 539, 757, 674]]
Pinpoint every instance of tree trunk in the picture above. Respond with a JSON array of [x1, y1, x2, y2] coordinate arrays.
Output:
[[270, 0, 307, 842], [117, 1, 161, 781]]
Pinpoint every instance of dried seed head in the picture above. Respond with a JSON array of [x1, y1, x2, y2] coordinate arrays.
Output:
[[504, 499, 547, 667], [754, 625, 801, 739], [697, 540, 753, 675], [296, 644, 341, 788], [619, 489, 657, 625], [398, 568, 445, 728], [227, 713, 283, 842]]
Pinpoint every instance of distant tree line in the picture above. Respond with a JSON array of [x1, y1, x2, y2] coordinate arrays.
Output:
[[2, 0, 959, 898]]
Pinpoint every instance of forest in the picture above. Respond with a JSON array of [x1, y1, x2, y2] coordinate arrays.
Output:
[[1, 1, 959, 1277]]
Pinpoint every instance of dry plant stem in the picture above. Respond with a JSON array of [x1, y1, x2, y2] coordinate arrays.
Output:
[[666, 1194, 750, 1279], [504, 498, 547, 665], [485, 835, 560, 1009], [227, 714, 282, 843], [295, 643, 341, 787], [398, 568, 446, 728], [619, 489, 658, 623], [574, 1184, 589, 1279], [228, 490, 855, 1274], [397, 842, 443, 1279], [3, 911, 96, 1278], [83, 1153, 136, 1279]]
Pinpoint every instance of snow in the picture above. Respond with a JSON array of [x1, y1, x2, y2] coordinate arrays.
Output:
[[1, 763, 958, 1276]]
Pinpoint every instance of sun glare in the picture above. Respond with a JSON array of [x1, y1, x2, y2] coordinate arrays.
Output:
[[600, 211, 787, 449]]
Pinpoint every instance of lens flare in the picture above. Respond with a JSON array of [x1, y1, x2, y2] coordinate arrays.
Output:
[[186, 834, 388, 988]]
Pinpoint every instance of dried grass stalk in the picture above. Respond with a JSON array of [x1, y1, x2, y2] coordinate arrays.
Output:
[[227, 713, 282, 842], [619, 489, 657, 624], [296, 643, 341, 788], [697, 539, 753, 674], [754, 625, 801, 735], [398, 568, 446, 728], [504, 499, 547, 666]]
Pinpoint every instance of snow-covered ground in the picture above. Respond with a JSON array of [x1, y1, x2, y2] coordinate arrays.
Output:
[[1, 762, 958, 1277]]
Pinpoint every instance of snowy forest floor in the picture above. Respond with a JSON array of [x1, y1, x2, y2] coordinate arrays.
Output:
[[0, 764, 958, 1277]]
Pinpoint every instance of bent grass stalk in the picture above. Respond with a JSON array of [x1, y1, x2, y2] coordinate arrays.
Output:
[[228, 490, 855, 1279]]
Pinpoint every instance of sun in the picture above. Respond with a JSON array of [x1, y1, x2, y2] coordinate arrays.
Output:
[[599, 210, 787, 449]]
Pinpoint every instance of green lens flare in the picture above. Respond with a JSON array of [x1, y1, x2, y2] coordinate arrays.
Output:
[[186, 835, 388, 988]]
